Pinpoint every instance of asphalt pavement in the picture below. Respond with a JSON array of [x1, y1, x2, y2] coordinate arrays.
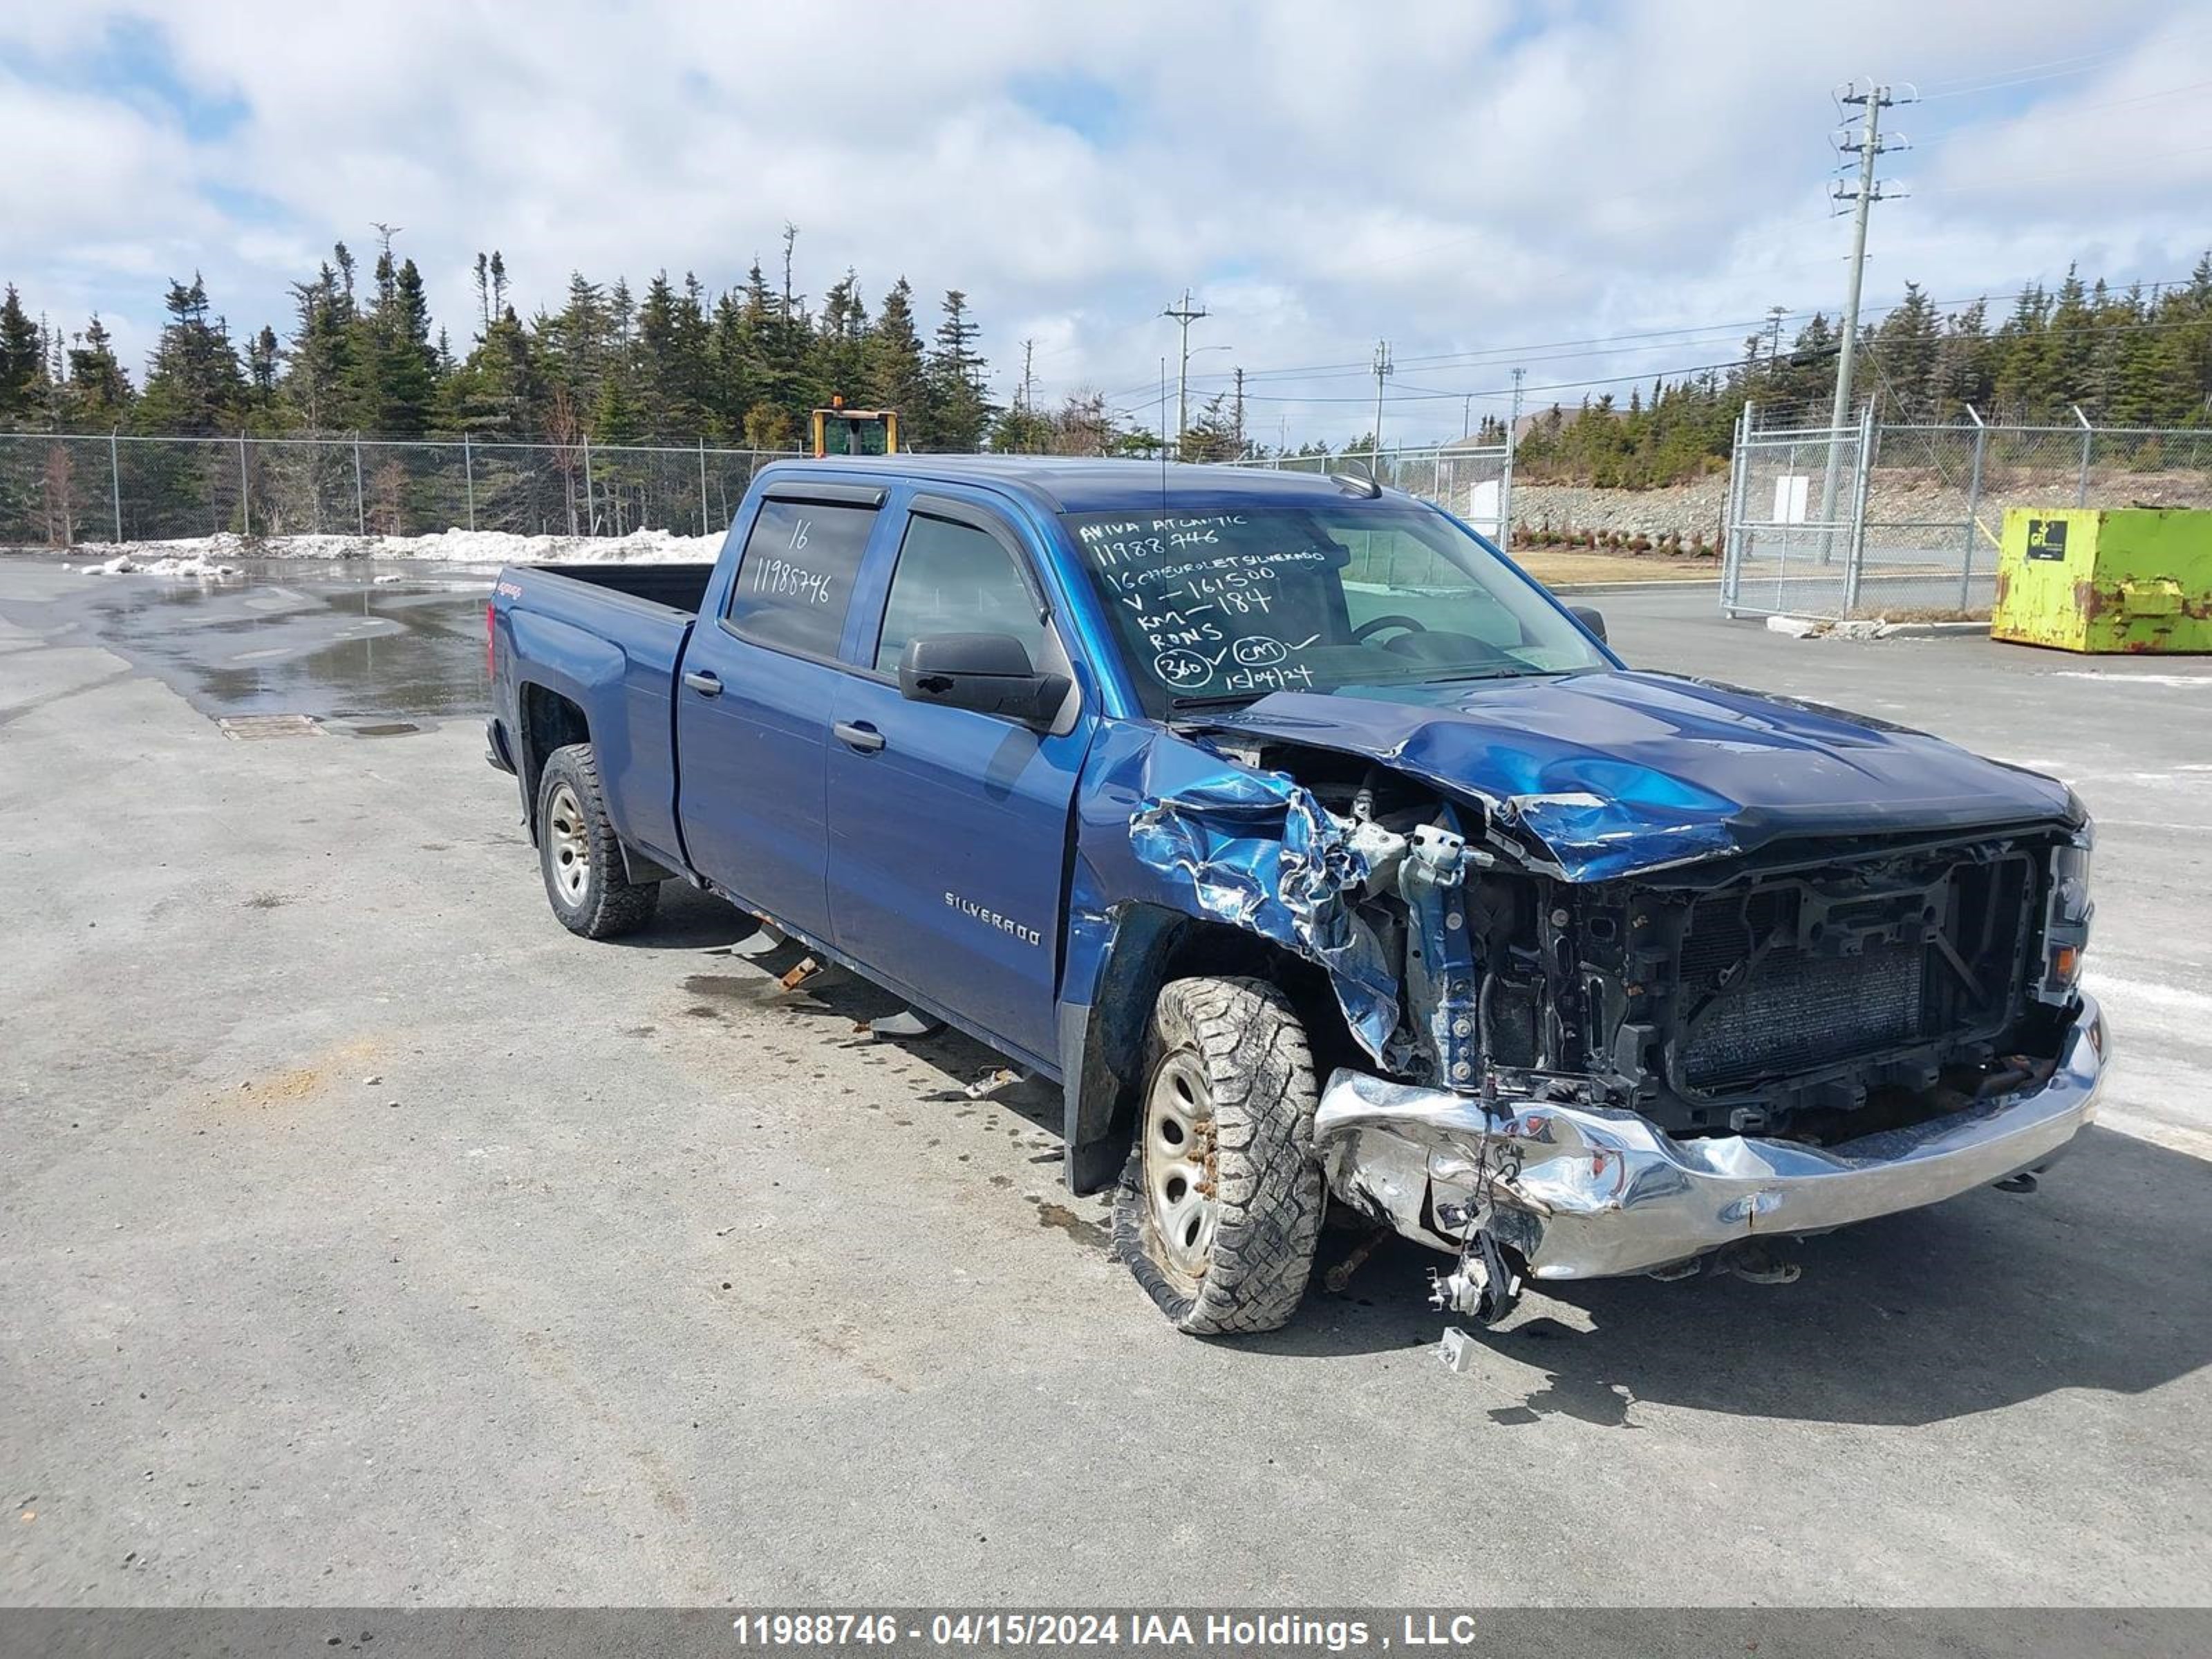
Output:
[[2, 556, 2209, 1606]]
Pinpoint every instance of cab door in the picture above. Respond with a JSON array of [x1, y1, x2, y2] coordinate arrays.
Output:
[[675, 485, 886, 940], [825, 496, 1092, 1067]]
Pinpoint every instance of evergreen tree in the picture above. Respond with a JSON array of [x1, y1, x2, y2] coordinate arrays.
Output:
[[861, 277, 929, 433], [64, 315, 133, 424], [705, 285, 754, 440], [0, 285, 44, 420], [812, 267, 869, 411], [925, 288, 994, 451], [1871, 283, 1939, 418], [440, 305, 539, 436], [348, 249, 440, 435], [538, 273, 610, 410], [284, 259, 359, 430], [245, 324, 283, 427], [636, 271, 712, 438], [134, 274, 245, 434], [1929, 299, 1992, 420], [1177, 392, 1241, 462]]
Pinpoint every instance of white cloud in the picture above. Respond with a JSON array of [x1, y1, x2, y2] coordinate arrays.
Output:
[[6, 0, 2207, 441]]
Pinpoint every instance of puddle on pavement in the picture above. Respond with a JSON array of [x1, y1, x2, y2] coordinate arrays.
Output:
[[18, 559, 493, 724]]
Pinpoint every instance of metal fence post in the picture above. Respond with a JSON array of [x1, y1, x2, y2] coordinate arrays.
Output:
[[1499, 429, 1517, 547], [1960, 406, 1987, 610], [697, 436, 709, 536], [1721, 403, 1751, 615], [462, 431, 476, 532], [109, 428, 123, 543], [582, 433, 596, 536], [352, 433, 367, 535], [2072, 404, 2092, 507], [238, 431, 251, 538], [1841, 399, 1875, 617]]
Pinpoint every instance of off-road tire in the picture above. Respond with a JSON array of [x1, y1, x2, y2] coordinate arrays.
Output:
[[536, 743, 660, 939], [1113, 975, 1324, 1335]]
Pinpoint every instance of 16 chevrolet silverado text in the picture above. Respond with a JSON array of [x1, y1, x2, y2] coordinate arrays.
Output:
[[486, 457, 2105, 1335]]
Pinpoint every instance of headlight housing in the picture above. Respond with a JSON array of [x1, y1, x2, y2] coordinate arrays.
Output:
[[2034, 830, 2094, 1005]]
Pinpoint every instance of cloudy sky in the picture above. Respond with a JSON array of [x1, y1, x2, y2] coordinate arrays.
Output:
[[6, 0, 2210, 444]]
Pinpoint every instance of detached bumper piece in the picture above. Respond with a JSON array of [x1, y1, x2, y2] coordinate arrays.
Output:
[[1313, 995, 2105, 1282]]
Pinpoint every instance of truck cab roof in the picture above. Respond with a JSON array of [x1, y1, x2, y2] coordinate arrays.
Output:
[[749, 454, 1401, 515]]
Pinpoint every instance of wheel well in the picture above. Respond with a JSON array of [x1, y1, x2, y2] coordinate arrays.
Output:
[[1065, 909, 1365, 1194], [518, 682, 589, 832], [1156, 919, 1364, 1082]]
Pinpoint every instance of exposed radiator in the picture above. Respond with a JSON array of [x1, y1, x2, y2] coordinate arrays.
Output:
[[1683, 935, 1928, 1088]]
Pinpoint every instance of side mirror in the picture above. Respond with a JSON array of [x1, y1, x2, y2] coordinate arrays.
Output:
[[1568, 604, 1607, 643], [898, 632, 1069, 727]]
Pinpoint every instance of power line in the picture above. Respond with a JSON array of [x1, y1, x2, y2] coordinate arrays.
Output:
[[1214, 304, 2211, 413], [1092, 271, 2206, 422], [1911, 75, 2212, 143], [1910, 141, 2212, 196], [1915, 26, 2209, 99], [1100, 272, 2201, 403]]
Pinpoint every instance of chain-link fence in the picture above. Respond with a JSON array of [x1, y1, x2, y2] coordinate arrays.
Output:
[[0, 429, 1522, 552], [1722, 404, 2212, 621], [1226, 442, 1515, 539], [1725, 406, 2212, 624], [0, 431, 803, 548]]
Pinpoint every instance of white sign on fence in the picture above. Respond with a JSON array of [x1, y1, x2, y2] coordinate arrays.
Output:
[[1772, 474, 1810, 524], [1466, 478, 1502, 531]]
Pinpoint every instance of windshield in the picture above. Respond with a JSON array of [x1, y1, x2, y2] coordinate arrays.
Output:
[[1060, 504, 1611, 718]]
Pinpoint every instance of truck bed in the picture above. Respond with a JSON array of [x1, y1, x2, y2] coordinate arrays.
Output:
[[494, 560, 709, 877], [523, 562, 718, 616]]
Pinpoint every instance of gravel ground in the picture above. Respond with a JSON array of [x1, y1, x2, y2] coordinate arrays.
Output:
[[2, 560, 2209, 1607]]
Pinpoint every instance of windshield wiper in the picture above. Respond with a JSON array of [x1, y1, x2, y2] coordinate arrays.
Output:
[[1421, 666, 1564, 684], [1167, 692, 1264, 711]]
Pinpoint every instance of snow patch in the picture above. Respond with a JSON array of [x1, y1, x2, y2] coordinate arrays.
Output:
[[59, 527, 726, 570], [85, 552, 242, 579]]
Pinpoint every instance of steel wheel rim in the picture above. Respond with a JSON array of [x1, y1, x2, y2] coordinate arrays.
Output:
[[547, 781, 590, 903], [1144, 1051, 1217, 1278]]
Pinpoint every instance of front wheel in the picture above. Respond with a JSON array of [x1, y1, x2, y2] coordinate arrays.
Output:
[[1113, 975, 1324, 1335], [536, 743, 660, 939]]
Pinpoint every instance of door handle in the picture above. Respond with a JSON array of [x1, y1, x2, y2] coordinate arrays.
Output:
[[683, 671, 722, 697], [833, 720, 886, 754]]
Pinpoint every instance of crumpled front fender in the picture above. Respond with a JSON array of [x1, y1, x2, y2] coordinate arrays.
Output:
[[1063, 719, 1403, 1064]]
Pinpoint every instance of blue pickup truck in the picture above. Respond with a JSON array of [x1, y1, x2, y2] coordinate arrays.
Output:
[[487, 456, 2104, 1335]]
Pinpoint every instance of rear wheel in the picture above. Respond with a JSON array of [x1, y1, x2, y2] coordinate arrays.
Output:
[[536, 743, 659, 939], [1113, 975, 1324, 1335]]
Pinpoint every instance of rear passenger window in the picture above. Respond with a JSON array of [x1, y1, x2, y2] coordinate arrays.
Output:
[[874, 514, 1047, 674], [727, 499, 879, 659]]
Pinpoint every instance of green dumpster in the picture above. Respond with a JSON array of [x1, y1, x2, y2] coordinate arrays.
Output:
[[1991, 506, 2212, 653]]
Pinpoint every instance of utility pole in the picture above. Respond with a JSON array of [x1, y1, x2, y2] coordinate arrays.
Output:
[[1019, 338, 1036, 414], [1161, 289, 1208, 448], [1764, 304, 1788, 375], [1818, 79, 1910, 553], [1232, 366, 1246, 458], [1369, 339, 1393, 469], [1461, 392, 1474, 439]]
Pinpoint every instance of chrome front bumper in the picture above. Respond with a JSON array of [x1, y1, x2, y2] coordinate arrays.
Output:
[[1313, 995, 2106, 1281]]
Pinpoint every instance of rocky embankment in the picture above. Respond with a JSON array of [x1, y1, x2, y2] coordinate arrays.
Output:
[[1506, 464, 2211, 547]]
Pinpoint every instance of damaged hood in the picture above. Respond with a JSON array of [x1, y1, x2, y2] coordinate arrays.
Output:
[[1195, 671, 2078, 880]]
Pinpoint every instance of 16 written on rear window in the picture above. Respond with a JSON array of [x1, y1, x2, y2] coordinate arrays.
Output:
[[728, 500, 879, 659]]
